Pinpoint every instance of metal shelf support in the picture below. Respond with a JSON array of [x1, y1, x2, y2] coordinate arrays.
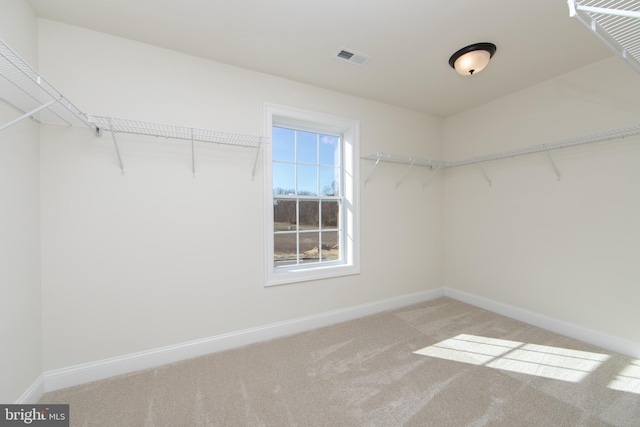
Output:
[[0, 97, 59, 131], [191, 130, 196, 179], [251, 146, 261, 181], [422, 164, 443, 189], [474, 160, 492, 187], [545, 148, 562, 181], [364, 157, 382, 187], [108, 123, 125, 175], [395, 159, 416, 189]]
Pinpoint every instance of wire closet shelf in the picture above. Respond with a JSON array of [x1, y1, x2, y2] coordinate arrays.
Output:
[[568, 0, 640, 74], [362, 124, 640, 187], [0, 36, 268, 177], [85, 115, 268, 177], [86, 115, 266, 148], [0, 38, 97, 132]]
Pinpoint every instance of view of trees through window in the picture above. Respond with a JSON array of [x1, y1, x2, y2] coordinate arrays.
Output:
[[272, 126, 343, 267]]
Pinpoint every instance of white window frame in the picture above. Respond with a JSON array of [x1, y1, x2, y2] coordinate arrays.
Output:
[[263, 103, 360, 286]]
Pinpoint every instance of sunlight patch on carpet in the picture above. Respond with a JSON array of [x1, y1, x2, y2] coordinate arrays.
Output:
[[607, 359, 640, 394], [414, 334, 609, 383]]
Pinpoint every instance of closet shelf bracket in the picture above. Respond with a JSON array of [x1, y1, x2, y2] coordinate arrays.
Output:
[[364, 157, 382, 187], [191, 132, 196, 179], [395, 159, 416, 189], [544, 147, 562, 181], [0, 96, 59, 131], [251, 146, 261, 181], [108, 123, 125, 175], [422, 163, 443, 189], [474, 159, 492, 187]]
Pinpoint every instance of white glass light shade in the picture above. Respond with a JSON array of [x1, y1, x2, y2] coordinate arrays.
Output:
[[449, 43, 497, 76], [453, 50, 491, 75]]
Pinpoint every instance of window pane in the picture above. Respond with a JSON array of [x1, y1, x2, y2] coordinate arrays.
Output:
[[299, 200, 319, 230], [273, 162, 295, 195], [299, 232, 319, 264], [297, 164, 318, 196], [321, 231, 340, 261], [274, 233, 297, 267], [297, 131, 318, 164], [319, 134, 340, 166], [272, 127, 295, 162], [321, 200, 340, 229], [274, 199, 296, 231], [320, 166, 340, 196]]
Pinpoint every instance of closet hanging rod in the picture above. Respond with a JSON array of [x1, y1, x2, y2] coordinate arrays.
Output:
[[86, 115, 268, 148], [0, 37, 98, 132]]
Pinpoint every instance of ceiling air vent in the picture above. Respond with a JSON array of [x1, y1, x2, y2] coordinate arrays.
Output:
[[335, 48, 371, 66]]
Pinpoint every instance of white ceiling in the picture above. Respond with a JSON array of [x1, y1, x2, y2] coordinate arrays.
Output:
[[26, 0, 613, 117]]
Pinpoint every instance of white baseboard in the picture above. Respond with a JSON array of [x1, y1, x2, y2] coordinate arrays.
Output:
[[15, 374, 45, 404], [39, 286, 639, 395], [44, 287, 445, 392], [444, 288, 640, 358]]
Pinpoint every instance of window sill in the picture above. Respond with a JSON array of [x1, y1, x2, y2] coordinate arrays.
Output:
[[265, 263, 360, 287]]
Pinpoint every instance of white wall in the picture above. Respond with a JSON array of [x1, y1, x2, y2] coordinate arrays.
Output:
[[443, 57, 640, 343], [0, 1, 42, 403], [37, 19, 444, 371]]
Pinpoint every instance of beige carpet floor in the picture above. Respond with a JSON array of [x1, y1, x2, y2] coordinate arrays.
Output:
[[40, 297, 640, 426]]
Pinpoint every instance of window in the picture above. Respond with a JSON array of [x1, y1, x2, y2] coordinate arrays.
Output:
[[272, 126, 342, 266], [263, 103, 359, 286]]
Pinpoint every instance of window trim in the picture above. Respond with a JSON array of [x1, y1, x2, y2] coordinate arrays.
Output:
[[263, 103, 360, 286]]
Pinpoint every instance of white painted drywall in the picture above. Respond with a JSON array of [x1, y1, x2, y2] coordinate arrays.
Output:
[[0, 1, 43, 403], [443, 57, 640, 343], [36, 19, 444, 371]]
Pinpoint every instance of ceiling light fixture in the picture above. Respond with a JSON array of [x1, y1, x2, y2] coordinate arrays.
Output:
[[449, 42, 497, 76]]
